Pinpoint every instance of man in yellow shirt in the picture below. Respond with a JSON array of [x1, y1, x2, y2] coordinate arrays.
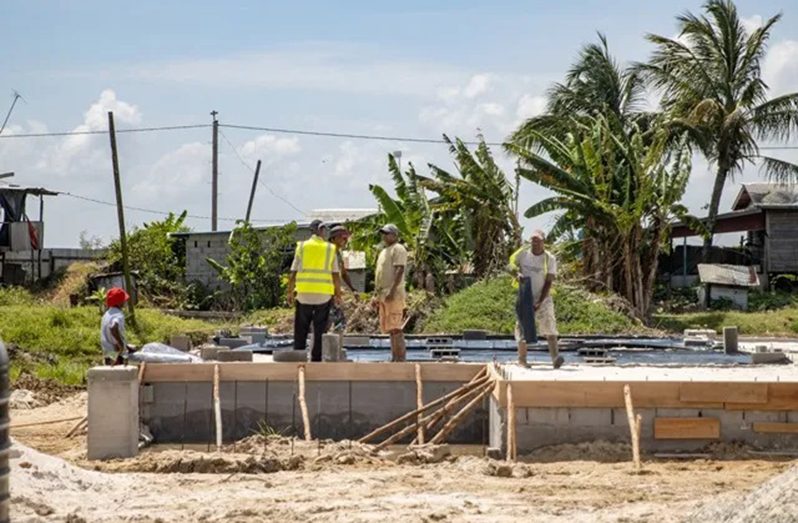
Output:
[[373, 224, 408, 362]]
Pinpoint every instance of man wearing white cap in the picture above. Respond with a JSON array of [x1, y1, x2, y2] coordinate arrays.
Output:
[[509, 229, 563, 368]]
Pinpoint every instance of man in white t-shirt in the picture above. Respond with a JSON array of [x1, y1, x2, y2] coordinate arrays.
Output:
[[100, 287, 133, 366], [509, 229, 563, 368]]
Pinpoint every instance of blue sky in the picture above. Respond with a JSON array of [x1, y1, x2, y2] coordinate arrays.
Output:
[[1, 0, 797, 246]]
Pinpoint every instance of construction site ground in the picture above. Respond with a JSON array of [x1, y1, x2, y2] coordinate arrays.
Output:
[[9, 388, 797, 522]]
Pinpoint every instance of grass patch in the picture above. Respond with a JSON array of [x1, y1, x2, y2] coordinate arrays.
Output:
[[241, 307, 294, 333], [0, 286, 37, 307], [654, 308, 798, 336], [0, 304, 220, 386], [422, 276, 645, 335]]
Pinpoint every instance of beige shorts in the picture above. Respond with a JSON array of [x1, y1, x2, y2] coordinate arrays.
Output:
[[515, 297, 558, 339], [379, 297, 406, 333]]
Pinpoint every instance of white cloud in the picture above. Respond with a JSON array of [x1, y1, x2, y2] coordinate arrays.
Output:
[[239, 134, 301, 164], [516, 94, 546, 120], [741, 15, 764, 35], [763, 40, 798, 96], [463, 74, 492, 98]]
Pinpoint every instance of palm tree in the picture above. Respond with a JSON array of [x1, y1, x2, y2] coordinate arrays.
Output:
[[507, 115, 696, 318], [420, 136, 522, 278], [639, 0, 798, 259], [510, 33, 651, 149]]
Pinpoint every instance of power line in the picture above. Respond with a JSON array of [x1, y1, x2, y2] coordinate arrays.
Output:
[[61, 191, 290, 224], [220, 123, 493, 146], [217, 128, 306, 215], [1, 118, 797, 151], [0, 123, 210, 139]]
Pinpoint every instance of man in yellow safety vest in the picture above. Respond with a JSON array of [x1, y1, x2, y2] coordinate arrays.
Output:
[[287, 220, 343, 361]]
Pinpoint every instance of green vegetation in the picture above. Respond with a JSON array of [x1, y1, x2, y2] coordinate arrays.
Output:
[[0, 304, 217, 386], [208, 221, 297, 312], [422, 276, 645, 335], [655, 308, 798, 337], [106, 211, 191, 307]]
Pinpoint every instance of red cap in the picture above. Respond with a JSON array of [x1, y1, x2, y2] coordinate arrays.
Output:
[[105, 287, 130, 308]]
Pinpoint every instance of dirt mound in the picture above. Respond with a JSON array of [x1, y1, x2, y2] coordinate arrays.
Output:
[[688, 464, 798, 522], [521, 440, 633, 463], [12, 372, 84, 404], [47, 261, 102, 305], [100, 449, 305, 474], [9, 389, 44, 409], [343, 290, 440, 334]]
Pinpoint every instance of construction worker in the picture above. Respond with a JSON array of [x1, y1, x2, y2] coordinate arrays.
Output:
[[100, 287, 135, 366], [287, 220, 343, 362], [328, 224, 357, 332], [373, 224, 408, 362], [509, 229, 564, 369]]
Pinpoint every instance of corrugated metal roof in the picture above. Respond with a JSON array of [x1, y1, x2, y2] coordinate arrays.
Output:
[[732, 182, 798, 210], [306, 208, 378, 224], [0, 181, 58, 196], [697, 263, 760, 287]]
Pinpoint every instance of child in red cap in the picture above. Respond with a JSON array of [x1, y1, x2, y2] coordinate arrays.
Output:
[[100, 287, 132, 365]]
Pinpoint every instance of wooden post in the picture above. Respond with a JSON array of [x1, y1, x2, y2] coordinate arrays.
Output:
[[138, 362, 147, 383], [415, 363, 425, 444], [213, 364, 222, 451], [107, 111, 136, 328], [298, 365, 312, 441], [623, 384, 641, 471], [506, 383, 516, 461], [245, 159, 261, 223]]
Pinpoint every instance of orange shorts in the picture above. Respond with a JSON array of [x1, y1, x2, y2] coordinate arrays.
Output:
[[379, 298, 406, 333]]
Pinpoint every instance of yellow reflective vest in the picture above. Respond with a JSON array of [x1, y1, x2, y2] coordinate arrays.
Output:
[[509, 245, 548, 289], [294, 236, 336, 295]]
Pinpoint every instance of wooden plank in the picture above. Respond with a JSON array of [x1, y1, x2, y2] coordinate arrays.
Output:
[[752, 422, 798, 434], [654, 418, 720, 440], [143, 362, 483, 383], [507, 381, 723, 409], [726, 383, 798, 411], [680, 382, 767, 404]]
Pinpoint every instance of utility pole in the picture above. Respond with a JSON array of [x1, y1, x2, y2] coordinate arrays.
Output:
[[211, 110, 219, 231], [245, 160, 262, 223], [514, 159, 521, 220], [108, 111, 137, 328]]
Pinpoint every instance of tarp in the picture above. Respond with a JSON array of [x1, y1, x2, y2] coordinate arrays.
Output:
[[128, 343, 201, 364]]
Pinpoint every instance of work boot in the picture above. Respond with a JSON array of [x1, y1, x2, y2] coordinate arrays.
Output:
[[547, 335, 563, 369]]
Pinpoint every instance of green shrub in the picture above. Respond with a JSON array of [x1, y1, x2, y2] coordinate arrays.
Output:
[[0, 286, 36, 307], [422, 276, 644, 335]]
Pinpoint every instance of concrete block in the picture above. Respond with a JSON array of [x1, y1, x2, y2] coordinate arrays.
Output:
[[684, 329, 717, 340], [322, 334, 341, 362], [611, 408, 656, 439], [169, 335, 192, 352], [723, 326, 738, 354], [267, 381, 299, 436], [240, 327, 268, 345], [200, 346, 229, 361], [527, 407, 570, 425], [655, 408, 701, 418], [233, 381, 269, 438], [217, 350, 253, 362], [343, 335, 370, 347], [743, 411, 788, 423], [569, 408, 612, 426], [140, 384, 154, 404], [788, 411, 798, 424], [219, 337, 251, 349], [462, 330, 488, 340], [489, 396, 505, 453], [352, 381, 416, 441], [87, 366, 139, 460], [751, 352, 790, 364], [305, 381, 352, 440], [273, 349, 308, 362]]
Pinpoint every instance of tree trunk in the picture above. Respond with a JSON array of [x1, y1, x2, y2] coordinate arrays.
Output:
[[702, 163, 729, 263]]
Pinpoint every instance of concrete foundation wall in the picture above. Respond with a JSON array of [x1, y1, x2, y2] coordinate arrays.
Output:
[[142, 379, 488, 445], [491, 404, 798, 455]]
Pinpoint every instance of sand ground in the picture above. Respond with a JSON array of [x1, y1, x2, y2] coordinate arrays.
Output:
[[9, 391, 797, 522]]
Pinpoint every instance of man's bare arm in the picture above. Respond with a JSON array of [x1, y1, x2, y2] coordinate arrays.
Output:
[[110, 323, 125, 354], [386, 266, 405, 301]]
